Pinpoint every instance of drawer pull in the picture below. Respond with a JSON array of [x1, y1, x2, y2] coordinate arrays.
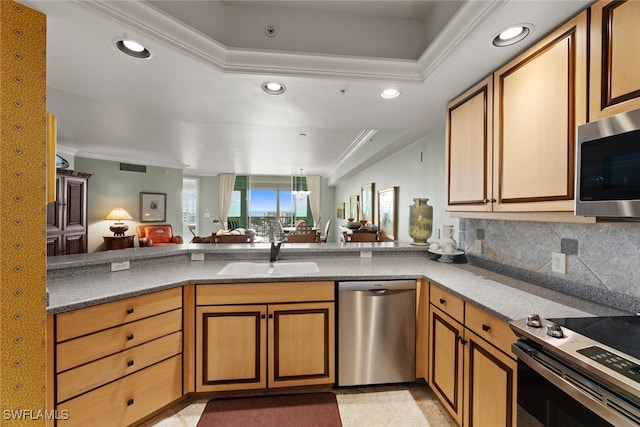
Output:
[[127, 360, 134, 367], [127, 398, 134, 406], [482, 324, 491, 332], [439, 298, 446, 305], [126, 307, 134, 314], [126, 333, 134, 341]]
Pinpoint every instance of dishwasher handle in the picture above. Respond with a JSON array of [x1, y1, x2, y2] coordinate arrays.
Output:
[[369, 288, 388, 294]]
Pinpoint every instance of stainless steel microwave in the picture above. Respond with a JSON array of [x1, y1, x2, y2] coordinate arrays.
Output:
[[576, 108, 640, 219]]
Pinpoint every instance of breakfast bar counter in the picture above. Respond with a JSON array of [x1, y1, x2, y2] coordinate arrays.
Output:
[[46, 242, 629, 319]]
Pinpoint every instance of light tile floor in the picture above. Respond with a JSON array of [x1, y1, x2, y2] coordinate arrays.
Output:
[[138, 383, 457, 427]]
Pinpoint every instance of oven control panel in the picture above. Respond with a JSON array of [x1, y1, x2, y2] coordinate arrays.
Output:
[[578, 346, 640, 384]]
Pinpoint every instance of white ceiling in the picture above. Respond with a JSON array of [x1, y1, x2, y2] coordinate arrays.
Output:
[[23, 0, 593, 184]]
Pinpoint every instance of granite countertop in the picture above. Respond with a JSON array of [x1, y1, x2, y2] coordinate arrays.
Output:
[[46, 244, 629, 320]]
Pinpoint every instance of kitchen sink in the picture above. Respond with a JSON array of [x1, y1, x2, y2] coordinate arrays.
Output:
[[217, 261, 319, 276], [271, 262, 319, 275]]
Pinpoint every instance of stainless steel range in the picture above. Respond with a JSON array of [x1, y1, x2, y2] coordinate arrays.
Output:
[[510, 315, 640, 426]]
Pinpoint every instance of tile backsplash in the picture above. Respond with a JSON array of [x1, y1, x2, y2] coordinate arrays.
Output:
[[459, 218, 640, 313]]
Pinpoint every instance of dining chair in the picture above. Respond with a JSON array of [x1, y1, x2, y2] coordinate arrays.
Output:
[[343, 231, 381, 242], [285, 232, 319, 243], [295, 220, 314, 234], [320, 219, 332, 243]]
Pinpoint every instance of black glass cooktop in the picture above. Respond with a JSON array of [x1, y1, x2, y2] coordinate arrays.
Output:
[[550, 316, 640, 361]]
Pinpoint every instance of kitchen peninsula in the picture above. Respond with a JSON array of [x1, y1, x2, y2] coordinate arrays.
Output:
[[46, 243, 625, 319], [46, 243, 628, 427]]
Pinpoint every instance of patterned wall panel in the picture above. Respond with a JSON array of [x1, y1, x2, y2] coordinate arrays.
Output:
[[0, 1, 47, 424]]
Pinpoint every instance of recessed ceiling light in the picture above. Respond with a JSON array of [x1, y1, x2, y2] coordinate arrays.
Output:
[[261, 82, 286, 95], [492, 24, 532, 47], [380, 88, 400, 99], [116, 39, 151, 58]]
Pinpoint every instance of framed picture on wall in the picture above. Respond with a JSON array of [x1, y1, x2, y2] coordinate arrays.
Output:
[[360, 182, 375, 224], [349, 195, 359, 220], [378, 186, 398, 240], [140, 192, 166, 222], [337, 202, 345, 219]]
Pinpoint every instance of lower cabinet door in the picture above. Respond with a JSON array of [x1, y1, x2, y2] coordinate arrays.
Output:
[[58, 355, 182, 427], [429, 305, 464, 425], [268, 302, 335, 388], [196, 305, 267, 392], [463, 329, 517, 427]]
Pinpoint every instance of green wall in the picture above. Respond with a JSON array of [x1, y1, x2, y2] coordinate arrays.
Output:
[[75, 157, 184, 252], [333, 129, 457, 243], [73, 157, 338, 250]]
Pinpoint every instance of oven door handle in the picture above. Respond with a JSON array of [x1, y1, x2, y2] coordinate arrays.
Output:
[[513, 341, 640, 427]]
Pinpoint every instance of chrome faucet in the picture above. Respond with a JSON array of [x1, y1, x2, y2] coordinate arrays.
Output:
[[270, 240, 282, 263]]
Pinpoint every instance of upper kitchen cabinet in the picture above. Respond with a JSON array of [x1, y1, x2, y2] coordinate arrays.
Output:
[[590, 0, 640, 121], [446, 76, 493, 212], [447, 11, 588, 218]]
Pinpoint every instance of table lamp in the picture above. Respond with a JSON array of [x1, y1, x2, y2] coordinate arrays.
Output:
[[105, 208, 133, 236]]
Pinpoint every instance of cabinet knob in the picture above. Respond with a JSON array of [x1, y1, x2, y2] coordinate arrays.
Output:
[[127, 360, 134, 367], [458, 337, 467, 345], [482, 324, 491, 332], [261, 314, 266, 319], [439, 298, 446, 305], [268, 314, 273, 319], [126, 333, 134, 341], [126, 307, 134, 314], [127, 398, 134, 406]]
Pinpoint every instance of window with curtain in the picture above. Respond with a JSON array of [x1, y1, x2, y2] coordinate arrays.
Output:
[[227, 175, 311, 236], [182, 178, 198, 237]]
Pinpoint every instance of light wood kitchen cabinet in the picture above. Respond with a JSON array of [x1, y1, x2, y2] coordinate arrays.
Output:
[[429, 304, 465, 425], [428, 286, 517, 427], [446, 76, 493, 212], [195, 282, 335, 392], [446, 10, 587, 217], [590, 0, 640, 121], [463, 304, 517, 427], [50, 288, 183, 427]]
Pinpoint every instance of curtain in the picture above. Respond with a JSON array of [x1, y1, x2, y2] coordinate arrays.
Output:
[[307, 175, 321, 227], [218, 173, 236, 229]]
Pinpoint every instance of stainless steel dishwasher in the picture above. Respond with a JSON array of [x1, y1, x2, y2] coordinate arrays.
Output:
[[338, 280, 416, 386]]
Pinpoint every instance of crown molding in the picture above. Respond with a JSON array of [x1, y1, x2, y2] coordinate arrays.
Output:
[[72, 0, 506, 83], [416, 1, 510, 81]]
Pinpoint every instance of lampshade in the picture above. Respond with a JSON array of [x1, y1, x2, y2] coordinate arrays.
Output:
[[105, 208, 133, 221], [106, 208, 133, 236]]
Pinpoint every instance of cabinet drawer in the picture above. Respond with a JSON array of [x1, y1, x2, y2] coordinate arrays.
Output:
[[57, 355, 182, 427], [56, 287, 182, 342], [197, 281, 334, 305], [465, 303, 517, 358], [57, 309, 182, 372], [57, 331, 182, 403], [430, 285, 464, 323]]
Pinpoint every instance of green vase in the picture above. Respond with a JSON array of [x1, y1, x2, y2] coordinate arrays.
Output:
[[408, 198, 433, 246]]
